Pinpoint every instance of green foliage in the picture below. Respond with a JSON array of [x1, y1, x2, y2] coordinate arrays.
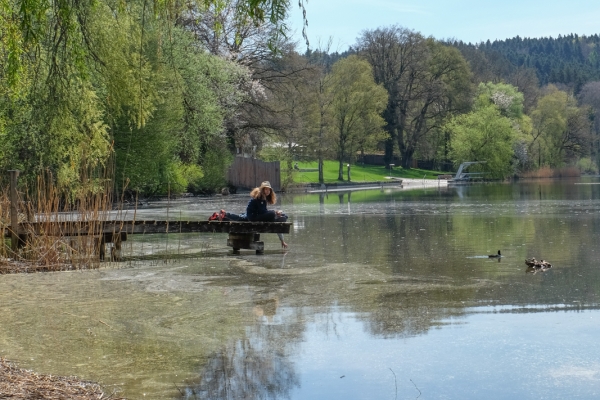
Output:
[[358, 28, 473, 168], [530, 85, 591, 168], [259, 144, 288, 162], [326, 55, 387, 180], [0, 0, 249, 196], [577, 157, 598, 175], [192, 146, 233, 194], [447, 105, 517, 179], [161, 162, 205, 195], [475, 34, 600, 90], [476, 82, 524, 119]]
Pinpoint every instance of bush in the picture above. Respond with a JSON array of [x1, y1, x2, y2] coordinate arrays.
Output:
[[577, 158, 599, 175], [191, 148, 232, 194]]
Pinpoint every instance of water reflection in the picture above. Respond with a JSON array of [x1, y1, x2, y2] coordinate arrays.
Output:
[[184, 291, 303, 400], [185, 338, 299, 400], [1, 179, 600, 399]]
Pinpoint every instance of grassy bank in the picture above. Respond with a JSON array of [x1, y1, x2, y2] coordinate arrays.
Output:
[[287, 160, 442, 184]]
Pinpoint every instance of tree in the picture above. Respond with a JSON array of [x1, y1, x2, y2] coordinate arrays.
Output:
[[508, 67, 540, 114], [357, 26, 472, 168], [259, 51, 320, 185], [1, 0, 301, 84], [578, 81, 600, 168], [530, 85, 591, 167], [0, 0, 304, 194], [476, 82, 524, 120], [326, 56, 387, 180], [446, 82, 532, 179], [447, 105, 517, 179], [306, 40, 336, 183], [0, 0, 249, 196], [113, 25, 249, 195]]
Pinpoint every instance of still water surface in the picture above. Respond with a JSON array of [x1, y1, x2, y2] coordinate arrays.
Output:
[[1, 179, 600, 399]]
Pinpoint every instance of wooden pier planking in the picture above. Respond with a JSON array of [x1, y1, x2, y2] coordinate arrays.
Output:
[[6, 220, 291, 236], [5, 220, 292, 258]]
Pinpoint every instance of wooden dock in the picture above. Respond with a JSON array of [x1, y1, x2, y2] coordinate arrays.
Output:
[[3, 170, 290, 259], [5, 220, 292, 258]]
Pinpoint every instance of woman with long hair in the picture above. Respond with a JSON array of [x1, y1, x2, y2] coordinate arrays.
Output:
[[246, 181, 288, 248]]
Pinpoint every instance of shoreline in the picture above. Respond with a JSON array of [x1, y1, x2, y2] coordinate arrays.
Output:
[[0, 357, 125, 399], [293, 177, 448, 194]]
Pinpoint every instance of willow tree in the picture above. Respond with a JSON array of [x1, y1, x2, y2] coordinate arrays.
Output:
[[0, 0, 121, 190], [447, 82, 531, 179], [326, 55, 387, 181], [0, 0, 253, 196], [0, 0, 300, 195], [530, 85, 591, 168], [447, 106, 517, 180]]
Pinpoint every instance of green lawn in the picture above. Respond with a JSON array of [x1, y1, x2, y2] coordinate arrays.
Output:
[[287, 160, 443, 184]]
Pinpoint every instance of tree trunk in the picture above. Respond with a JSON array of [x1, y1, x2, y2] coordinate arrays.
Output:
[[318, 158, 324, 183], [383, 103, 398, 166], [401, 146, 415, 169]]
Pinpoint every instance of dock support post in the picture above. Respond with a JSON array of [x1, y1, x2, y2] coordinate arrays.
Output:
[[227, 233, 264, 254], [98, 236, 106, 261], [8, 170, 20, 254], [254, 233, 263, 255]]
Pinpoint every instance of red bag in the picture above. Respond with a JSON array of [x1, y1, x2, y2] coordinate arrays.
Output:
[[208, 211, 226, 221]]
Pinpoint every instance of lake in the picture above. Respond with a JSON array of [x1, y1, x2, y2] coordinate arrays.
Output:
[[1, 178, 600, 399]]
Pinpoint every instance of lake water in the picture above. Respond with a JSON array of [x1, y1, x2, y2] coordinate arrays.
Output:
[[2, 178, 600, 399]]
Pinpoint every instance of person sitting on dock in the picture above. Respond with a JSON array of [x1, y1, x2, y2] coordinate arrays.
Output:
[[247, 181, 288, 248]]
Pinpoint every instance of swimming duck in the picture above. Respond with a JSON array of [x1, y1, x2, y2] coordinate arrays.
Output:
[[525, 258, 552, 269], [489, 250, 502, 258], [537, 260, 552, 269], [525, 257, 537, 267]]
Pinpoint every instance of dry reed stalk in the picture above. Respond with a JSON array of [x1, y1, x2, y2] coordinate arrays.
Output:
[[519, 166, 581, 179], [3, 157, 121, 272], [0, 188, 8, 258], [0, 357, 126, 399], [555, 166, 580, 177]]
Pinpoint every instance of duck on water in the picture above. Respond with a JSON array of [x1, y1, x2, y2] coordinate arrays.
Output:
[[525, 258, 552, 269], [489, 250, 502, 258]]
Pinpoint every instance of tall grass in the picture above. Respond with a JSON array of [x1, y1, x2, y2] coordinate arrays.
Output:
[[0, 187, 8, 259], [1, 164, 117, 273], [519, 166, 581, 179]]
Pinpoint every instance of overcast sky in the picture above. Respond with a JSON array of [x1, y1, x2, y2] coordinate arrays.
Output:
[[287, 0, 600, 51]]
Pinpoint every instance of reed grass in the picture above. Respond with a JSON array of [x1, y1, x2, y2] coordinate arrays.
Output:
[[0, 163, 210, 273], [1, 163, 120, 273], [0, 186, 8, 259], [519, 166, 581, 179]]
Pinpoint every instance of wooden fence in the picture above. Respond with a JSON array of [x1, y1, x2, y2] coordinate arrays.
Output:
[[227, 157, 281, 191]]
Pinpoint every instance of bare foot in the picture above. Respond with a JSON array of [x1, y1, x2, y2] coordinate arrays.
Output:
[[281, 241, 288, 249]]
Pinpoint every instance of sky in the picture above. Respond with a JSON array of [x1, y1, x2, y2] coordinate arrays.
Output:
[[287, 0, 600, 51]]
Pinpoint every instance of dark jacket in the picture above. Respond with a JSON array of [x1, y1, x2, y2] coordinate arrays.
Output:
[[246, 197, 269, 221]]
